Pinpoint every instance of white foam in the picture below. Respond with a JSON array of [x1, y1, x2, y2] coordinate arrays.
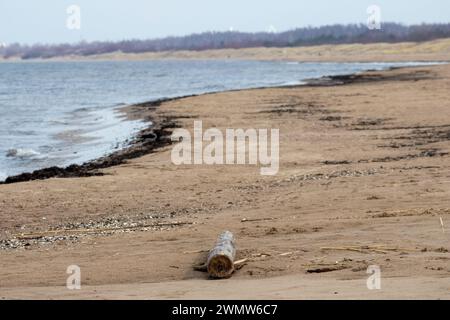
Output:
[[6, 148, 41, 159], [0, 171, 6, 182]]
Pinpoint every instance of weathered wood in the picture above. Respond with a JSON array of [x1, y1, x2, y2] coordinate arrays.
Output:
[[207, 231, 236, 278]]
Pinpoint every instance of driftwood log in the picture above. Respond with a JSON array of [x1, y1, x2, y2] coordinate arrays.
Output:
[[207, 231, 236, 278]]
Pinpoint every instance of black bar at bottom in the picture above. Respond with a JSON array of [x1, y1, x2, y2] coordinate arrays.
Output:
[[0, 300, 447, 318]]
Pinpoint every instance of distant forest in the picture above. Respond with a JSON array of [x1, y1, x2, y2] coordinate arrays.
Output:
[[2, 23, 450, 59]]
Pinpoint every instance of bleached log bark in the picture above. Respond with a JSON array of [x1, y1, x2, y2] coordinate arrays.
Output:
[[207, 231, 236, 278]]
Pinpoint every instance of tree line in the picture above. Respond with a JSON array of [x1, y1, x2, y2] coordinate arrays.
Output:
[[1, 23, 450, 59]]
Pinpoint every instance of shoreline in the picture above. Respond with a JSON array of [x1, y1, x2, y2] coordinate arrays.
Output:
[[0, 64, 437, 184], [1, 100, 178, 184]]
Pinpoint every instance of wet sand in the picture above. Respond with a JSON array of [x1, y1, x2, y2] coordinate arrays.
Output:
[[1, 62, 450, 299]]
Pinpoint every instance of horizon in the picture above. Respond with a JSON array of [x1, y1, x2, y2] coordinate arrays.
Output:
[[1, 0, 449, 45]]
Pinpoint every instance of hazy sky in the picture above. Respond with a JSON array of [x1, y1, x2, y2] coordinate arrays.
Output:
[[1, 0, 449, 44]]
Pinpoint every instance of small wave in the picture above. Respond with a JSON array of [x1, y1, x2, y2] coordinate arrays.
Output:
[[0, 171, 6, 182], [73, 107, 90, 113], [48, 119, 69, 125], [6, 148, 41, 159], [279, 80, 304, 86], [10, 130, 38, 136]]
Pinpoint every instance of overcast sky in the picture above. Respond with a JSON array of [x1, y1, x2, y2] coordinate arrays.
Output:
[[1, 0, 449, 44]]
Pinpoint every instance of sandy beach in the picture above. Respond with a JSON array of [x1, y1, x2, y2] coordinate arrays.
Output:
[[20, 38, 450, 63], [1, 48, 450, 299]]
